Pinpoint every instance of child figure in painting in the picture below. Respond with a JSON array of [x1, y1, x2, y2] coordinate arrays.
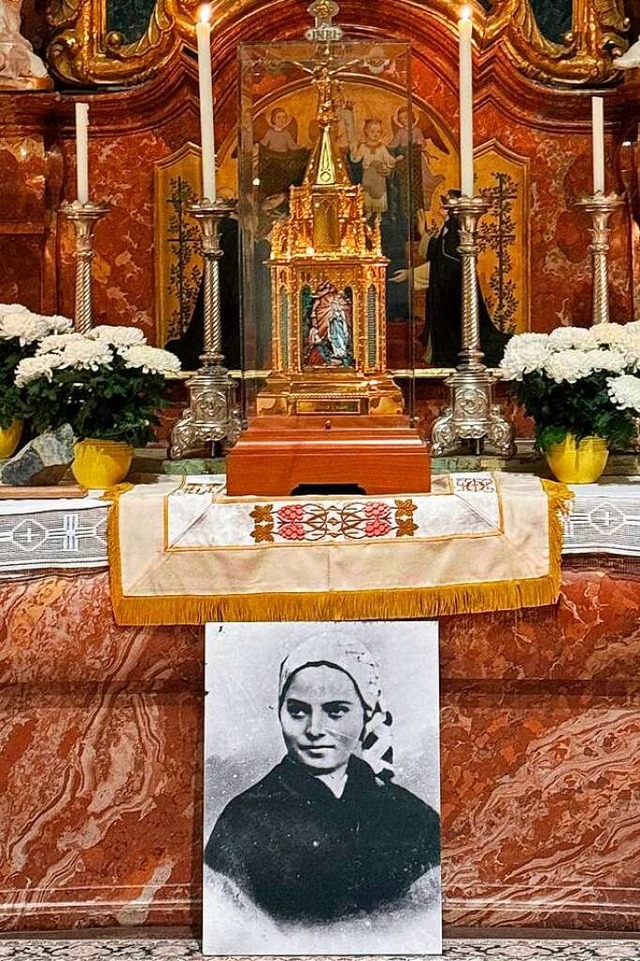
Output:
[[388, 106, 424, 151], [349, 118, 403, 218], [260, 108, 299, 153], [388, 105, 445, 215]]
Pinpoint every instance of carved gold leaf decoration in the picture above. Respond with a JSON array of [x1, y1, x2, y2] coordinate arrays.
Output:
[[45, 0, 630, 88]]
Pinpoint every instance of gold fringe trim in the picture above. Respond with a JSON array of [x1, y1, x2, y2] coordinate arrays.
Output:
[[101, 482, 135, 503], [540, 477, 574, 608], [106, 479, 575, 626]]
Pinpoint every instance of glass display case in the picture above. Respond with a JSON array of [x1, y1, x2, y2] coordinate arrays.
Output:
[[236, 36, 419, 423]]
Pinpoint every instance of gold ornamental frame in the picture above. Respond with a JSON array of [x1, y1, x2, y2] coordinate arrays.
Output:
[[47, 0, 629, 88]]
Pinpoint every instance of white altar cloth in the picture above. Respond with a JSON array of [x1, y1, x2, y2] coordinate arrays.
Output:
[[1, 475, 640, 577], [562, 477, 640, 556], [0, 495, 107, 575]]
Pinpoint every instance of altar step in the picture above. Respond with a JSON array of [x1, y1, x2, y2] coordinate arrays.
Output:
[[0, 937, 638, 961]]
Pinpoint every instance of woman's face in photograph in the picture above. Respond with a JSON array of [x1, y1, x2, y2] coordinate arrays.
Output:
[[280, 665, 365, 774]]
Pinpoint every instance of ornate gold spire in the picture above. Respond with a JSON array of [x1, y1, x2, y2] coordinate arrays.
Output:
[[304, 116, 350, 187], [303, 65, 350, 187]]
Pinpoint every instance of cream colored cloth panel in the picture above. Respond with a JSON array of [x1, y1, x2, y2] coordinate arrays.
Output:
[[116, 473, 550, 599]]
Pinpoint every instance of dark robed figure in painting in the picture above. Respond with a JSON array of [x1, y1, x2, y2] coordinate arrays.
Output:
[[422, 191, 510, 368]]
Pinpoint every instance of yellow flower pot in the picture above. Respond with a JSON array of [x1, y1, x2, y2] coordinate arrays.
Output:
[[545, 434, 609, 484], [0, 419, 23, 459], [72, 438, 134, 489]]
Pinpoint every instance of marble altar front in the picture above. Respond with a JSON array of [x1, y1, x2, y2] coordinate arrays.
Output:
[[1, 557, 638, 932]]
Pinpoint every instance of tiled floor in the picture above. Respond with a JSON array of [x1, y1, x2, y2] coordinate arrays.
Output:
[[0, 939, 639, 961]]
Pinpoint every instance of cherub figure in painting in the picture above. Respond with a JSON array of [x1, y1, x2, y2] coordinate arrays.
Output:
[[260, 108, 300, 153], [388, 105, 447, 216], [344, 111, 403, 218], [256, 106, 310, 205]]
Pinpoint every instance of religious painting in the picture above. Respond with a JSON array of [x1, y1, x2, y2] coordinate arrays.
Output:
[[154, 43, 529, 375], [154, 140, 242, 372], [301, 282, 355, 370], [153, 143, 203, 349], [232, 39, 453, 381], [218, 53, 531, 375], [202, 619, 442, 955], [410, 143, 529, 368]]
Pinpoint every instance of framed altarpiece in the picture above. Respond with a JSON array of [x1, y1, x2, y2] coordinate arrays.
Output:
[[153, 41, 530, 397]]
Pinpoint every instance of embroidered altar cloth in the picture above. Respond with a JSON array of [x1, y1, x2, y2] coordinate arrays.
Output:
[[108, 472, 570, 624], [0, 495, 107, 576], [563, 477, 640, 556]]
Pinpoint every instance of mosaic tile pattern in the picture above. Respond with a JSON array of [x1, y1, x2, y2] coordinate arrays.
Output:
[[1, 941, 640, 961]]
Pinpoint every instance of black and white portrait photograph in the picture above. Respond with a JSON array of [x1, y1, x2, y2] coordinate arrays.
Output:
[[202, 620, 442, 955]]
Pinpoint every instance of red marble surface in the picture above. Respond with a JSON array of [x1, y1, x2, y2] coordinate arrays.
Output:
[[1, 563, 639, 932], [0, 236, 43, 311], [0, 573, 202, 931], [0, 139, 45, 223], [0, 137, 47, 309]]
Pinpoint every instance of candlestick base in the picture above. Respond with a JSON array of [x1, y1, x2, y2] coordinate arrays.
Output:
[[574, 192, 623, 325], [170, 361, 243, 460], [169, 197, 242, 459], [431, 367, 515, 456], [59, 200, 111, 333], [430, 194, 515, 457]]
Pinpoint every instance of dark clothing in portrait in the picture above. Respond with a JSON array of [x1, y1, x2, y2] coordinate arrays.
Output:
[[424, 217, 510, 368], [204, 755, 440, 923]]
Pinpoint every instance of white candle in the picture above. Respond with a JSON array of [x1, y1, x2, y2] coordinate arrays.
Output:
[[592, 96, 605, 194], [196, 4, 216, 200], [458, 8, 474, 197], [75, 102, 89, 205]]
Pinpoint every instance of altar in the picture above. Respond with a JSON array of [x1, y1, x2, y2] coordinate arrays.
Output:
[[2, 0, 640, 945], [1, 473, 639, 933]]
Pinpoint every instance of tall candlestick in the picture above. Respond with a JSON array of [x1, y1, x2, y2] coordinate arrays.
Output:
[[458, 8, 474, 197], [592, 96, 605, 194], [196, 5, 216, 201], [75, 102, 89, 205]]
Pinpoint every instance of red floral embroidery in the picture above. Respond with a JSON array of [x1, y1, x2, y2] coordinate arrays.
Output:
[[279, 522, 306, 540], [365, 518, 392, 537], [250, 498, 419, 542], [278, 504, 305, 522]]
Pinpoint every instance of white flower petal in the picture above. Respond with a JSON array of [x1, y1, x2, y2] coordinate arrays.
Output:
[[120, 344, 182, 375]]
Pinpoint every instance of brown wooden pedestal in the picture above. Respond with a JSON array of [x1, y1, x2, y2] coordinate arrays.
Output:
[[226, 416, 431, 496]]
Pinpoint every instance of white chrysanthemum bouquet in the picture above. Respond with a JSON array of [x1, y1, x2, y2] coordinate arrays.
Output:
[[14, 323, 181, 447], [0, 304, 73, 430], [499, 323, 640, 450]]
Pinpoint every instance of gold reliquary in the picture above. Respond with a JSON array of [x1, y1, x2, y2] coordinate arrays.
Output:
[[227, 36, 430, 496], [255, 118, 404, 418]]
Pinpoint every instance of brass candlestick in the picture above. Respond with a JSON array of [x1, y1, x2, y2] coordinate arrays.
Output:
[[59, 199, 111, 333], [430, 195, 515, 457], [170, 198, 242, 459], [574, 192, 624, 325]]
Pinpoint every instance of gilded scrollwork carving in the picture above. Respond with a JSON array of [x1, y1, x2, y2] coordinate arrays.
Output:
[[485, 0, 629, 85], [47, 0, 179, 85], [45, 0, 631, 90]]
